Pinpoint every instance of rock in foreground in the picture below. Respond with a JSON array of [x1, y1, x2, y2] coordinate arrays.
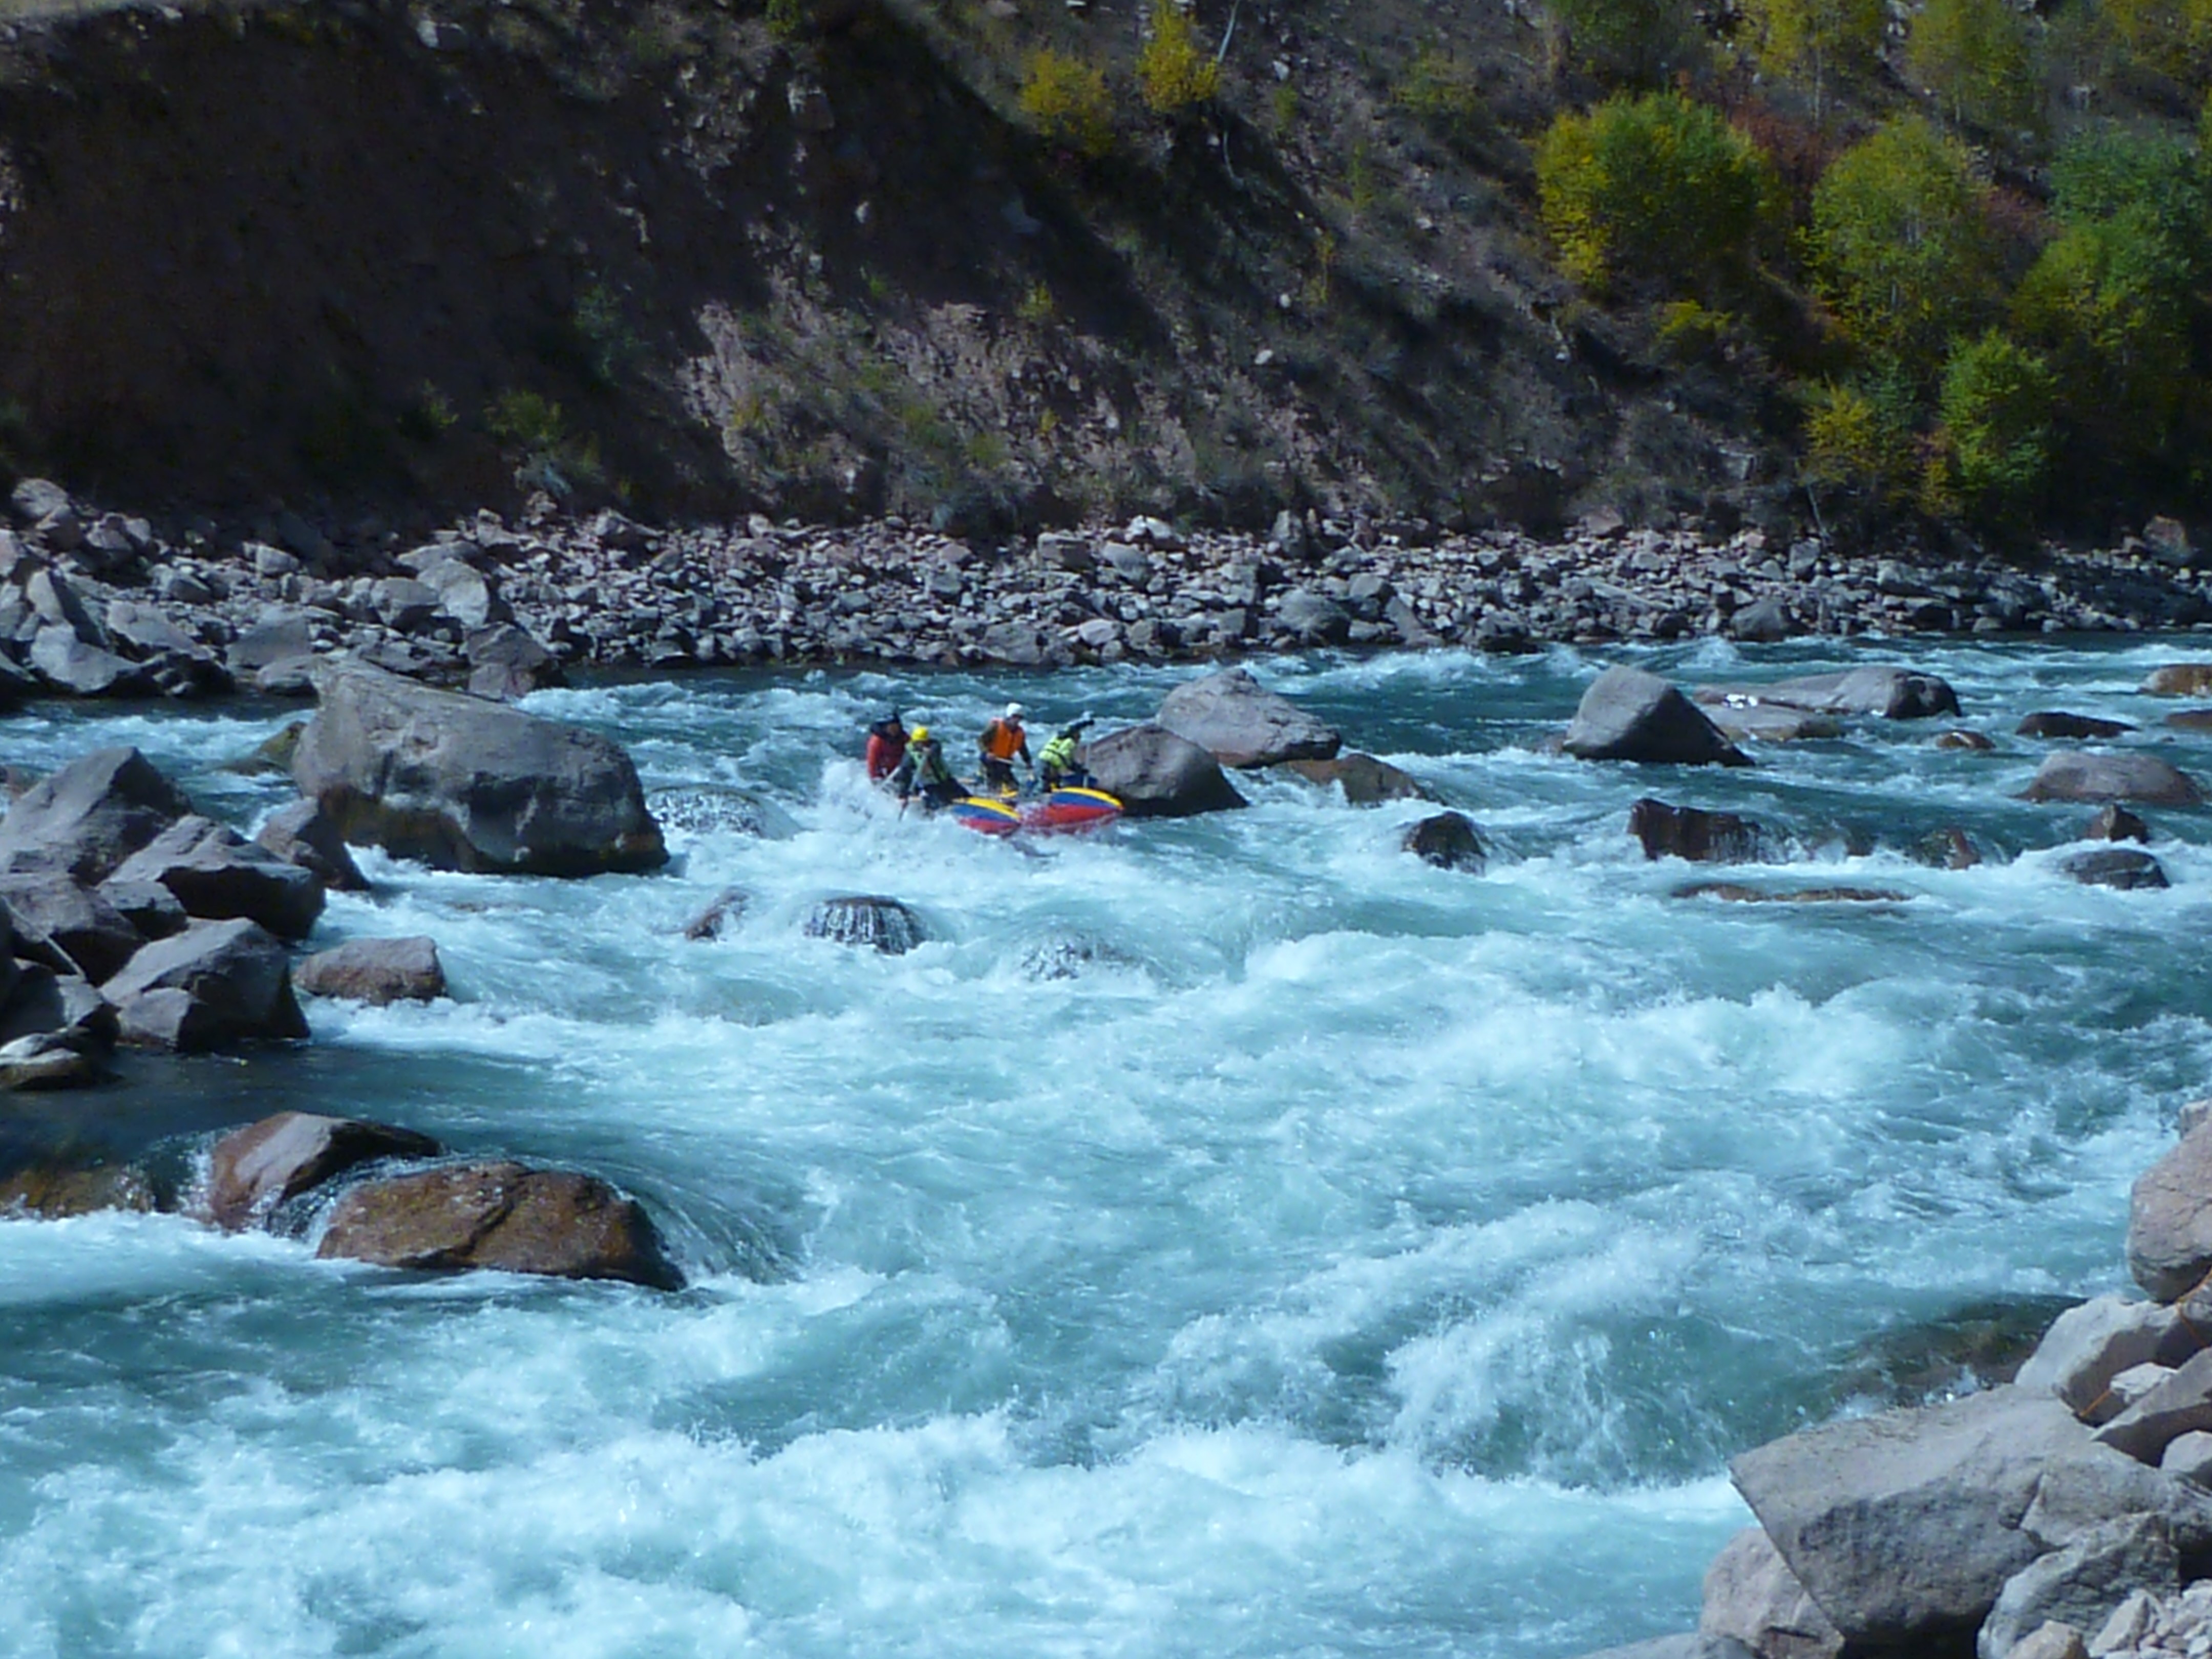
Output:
[[202, 1111, 442, 1231], [1564, 668, 1749, 767], [0, 746, 193, 883], [1078, 725, 1248, 817], [292, 661, 666, 876]]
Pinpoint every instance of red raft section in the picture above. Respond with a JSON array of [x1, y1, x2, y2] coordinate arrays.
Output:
[[950, 788, 1123, 837]]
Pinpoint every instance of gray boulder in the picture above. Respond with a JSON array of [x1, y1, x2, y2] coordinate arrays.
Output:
[[1275, 589, 1352, 644], [0, 871, 143, 981], [1699, 1526, 1843, 1659], [2019, 713, 2134, 740], [102, 918, 308, 1051], [2057, 848, 2168, 890], [253, 799, 370, 893], [803, 896, 924, 954], [294, 937, 446, 1005], [108, 815, 326, 940], [1279, 752, 1429, 803], [2023, 754, 2203, 807], [292, 661, 665, 876], [0, 1032, 102, 1091], [0, 747, 193, 884], [1698, 667, 1962, 720], [463, 623, 563, 701], [2094, 1349, 2212, 1463], [0, 963, 115, 1050], [1566, 668, 1750, 767], [1703, 703, 1845, 745], [2085, 805, 2152, 843], [1078, 725, 1248, 817], [1157, 668, 1342, 768], [2129, 1121, 2212, 1300], [2007, 1623, 2090, 1659], [1977, 1516, 2176, 1659], [2162, 1430, 2212, 1484], [200, 1111, 442, 1231], [2015, 1296, 2190, 1420], [225, 612, 315, 679], [1402, 811, 1485, 872], [28, 627, 147, 697]]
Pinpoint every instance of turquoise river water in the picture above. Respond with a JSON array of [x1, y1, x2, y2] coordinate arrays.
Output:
[[4, 637, 2210, 1657]]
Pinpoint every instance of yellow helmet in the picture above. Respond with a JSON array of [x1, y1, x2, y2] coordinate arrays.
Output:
[[910, 726, 929, 742]]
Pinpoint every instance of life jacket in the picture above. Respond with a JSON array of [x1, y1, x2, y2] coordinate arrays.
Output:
[[916, 742, 956, 785], [981, 718, 1026, 761], [1039, 733, 1079, 773], [865, 731, 905, 781]]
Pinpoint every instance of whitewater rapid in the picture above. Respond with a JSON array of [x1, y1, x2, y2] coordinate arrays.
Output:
[[4, 637, 2209, 1656]]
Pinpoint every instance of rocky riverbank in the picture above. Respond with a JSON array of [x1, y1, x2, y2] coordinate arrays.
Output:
[[4, 478, 2212, 706]]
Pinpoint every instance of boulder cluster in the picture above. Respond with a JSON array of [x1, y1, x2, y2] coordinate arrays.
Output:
[[1578, 1103, 2212, 1659], [6, 479, 2212, 705]]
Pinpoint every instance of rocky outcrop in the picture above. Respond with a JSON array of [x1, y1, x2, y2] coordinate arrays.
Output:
[[802, 896, 924, 954], [107, 814, 326, 939], [0, 870, 142, 980], [1698, 667, 1962, 720], [254, 799, 370, 893], [1565, 668, 1749, 767], [1628, 798, 1765, 863], [315, 1160, 683, 1290], [1402, 811, 1485, 871], [200, 1111, 442, 1231], [293, 937, 448, 1004], [0, 746, 193, 883], [2024, 755, 2204, 807], [1156, 668, 1342, 768], [1280, 753, 1430, 803], [291, 660, 666, 876], [101, 918, 308, 1051], [1078, 725, 1248, 817]]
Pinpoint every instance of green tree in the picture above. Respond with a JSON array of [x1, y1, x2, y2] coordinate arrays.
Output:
[[1806, 117, 1998, 365], [1906, 0, 2038, 135], [2103, 0, 2212, 83], [1803, 364, 1922, 500], [1137, 0, 1220, 115], [1741, 0, 1884, 118], [1020, 50, 1116, 159], [2051, 129, 2209, 262], [1535, 92, 1779, 293], [1548, 0, 1699, 85], [1931, 331, 2056, 520]]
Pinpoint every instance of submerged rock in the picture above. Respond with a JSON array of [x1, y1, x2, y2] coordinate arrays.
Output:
[[292, 661, 666, 876], [1401, 811, 1485, 871], [1279, 752, 1429, 803], [315, 1160, 684, 1290], [1565, 667, 1748, 767], [1628, 798, 1764, 863], [0, 1161, 154, 1216], [803, 895, 924, 954], [682, 887, 749, 941], [2023, 754, 2204, 807], [1018, 933, 1141, 980], [1938, 729, 1998, 752], [1910, 827, 1986, 869], [201, 1111, 442, 1232], [2058, 848, 2168, 890], [2019, 713, 2135, 740], [1156, 667, 1342, 768], [1675, 883, 1908, 904], [293, 937, 447, 1004], [1078, 725, 1247, 817]]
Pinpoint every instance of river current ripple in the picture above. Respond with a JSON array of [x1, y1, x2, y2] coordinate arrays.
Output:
[[3, 636, 2209, 1656]]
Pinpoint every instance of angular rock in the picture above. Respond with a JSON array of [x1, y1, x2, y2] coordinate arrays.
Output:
[[2002, 1628, 2088, 1659], [2161, 1430, 2212, 1484], [101, 919, 308, 1052], [0, 871, 142, 981], [225, 612, 314, 678], [2023, 754, 2203, 807], [2135, 1122, 2212, 1302], [109, 815, 326, 940], [315, 1160, 683, 1290], [294, 937, 446, 1005], [0, 1031, 102, 1090], [1157, 668, 1343, 768], [1275, 589, 1352, 644], [28, 627, 146, 697], [0, 963, 116, 1051], [1629, 798, 1764, 863], [292, 661, 665, 876], [2019, 713, 2134, 740], [2083, 806, 2151, 844], [0, 747, 193, 885], [803, 896, 923, 954], [2142, 665, 2212, 697], [1566, 668, 1750, 767], [1078, 725, 1247, 817], [2015, 1296, 2190, 1421], [1699, 1526, 1843, 1659], [2056, 848, 2168, 891], [1699, 667, 1962, 720], [1280, 752, 1428, 802], [2091, 1589, 2160, 1652], [2094, 1348, 2212, 1464], [1938, 730, 1998, 752], [1730, 597, 1795, 643], [1402, 811, 1485, 871], [0, 1161, 154, 1214], [202, 1111, 442, 1231], [92, 878, 186, 941], [463, 623, 563, 700], [253, 799, 370, 894], [1977, 1516, 2176, 1659]]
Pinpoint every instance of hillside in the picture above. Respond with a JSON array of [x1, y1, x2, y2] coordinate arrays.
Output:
[[0, 0, 2203, 546]]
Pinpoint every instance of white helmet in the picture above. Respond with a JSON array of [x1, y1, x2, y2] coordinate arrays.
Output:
[[1005, 703, 1026, 720]]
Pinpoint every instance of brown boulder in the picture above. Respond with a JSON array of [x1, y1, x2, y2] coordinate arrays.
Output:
[[108, 815, 326, 940], [1937, 730, 1998, 752], [1279, 753, 1431, 803], [2142, 665, 2212, 696], [2023, 754, 2204, 807], [2085, 805, 2152, 843], [1629, 798, 1764, 863], [293, 937, 447, 1005], [254, 800, 369, 894], [0, 1162, 154, 1217], [1401, 812, 1485, 871], [315, 1160, 683, 1289], [202, 1111, 441, 1231]]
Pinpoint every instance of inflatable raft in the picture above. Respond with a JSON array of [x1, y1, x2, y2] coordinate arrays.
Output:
[[951, 786, 1123, 837]]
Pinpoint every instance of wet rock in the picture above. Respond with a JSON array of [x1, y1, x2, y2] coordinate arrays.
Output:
[[0, 1031, 101, 1090], [682, 887, 748, 941], [292, 661, 666, 876], [2019, 713, 2134, 740], [1078, 725, 1247, 817], [2023, 754, 2203, 807], [0, 1161, 153, 1214], [2084, 805, 2152, 843], [202, 1111, 443, 1231], [803, 895, 924, 954], [1279, 752, 1428, 803], [1018, 933, 1139, 980], [1938, 730, 1998, 752], [1978, 1516, 2177, 1659], [647, 786, 798, 840], [2163, 708, 2212, 733], [0, 871, 143, 981], [1402, 811, 1485, 871], [253, 800, 370, 894], [0, 747, 193, 884], [2132, 1121, 2212, 1301], [108, 815, 326, 939], [1699, 1527, 1842, 1659], [294, 937, 446, 1005], [2056, 848, 2168, 890], [1911, 827, 1985, 869], [1703, 701, 1844, 744], [1157, 668, 1342, 768], [315, 1160, 683, 1290], [1566, 667, 1749, 767], [1836, 1297, 2076, 1411], [1629, 798, 1764, 863], [2143, 665, 2212, 697], [1701, 667, 1962, 720], [1675, 883, 1908, 903], [102, 918, 308, 1052], [222, 722, 308, 778]]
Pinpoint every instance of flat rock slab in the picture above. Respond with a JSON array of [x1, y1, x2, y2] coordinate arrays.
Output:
[[2023, 753, 2204, 807], [1566, 667, 1748, 767], [1696, 667, 1962, 720], [315, 1161, 683, 1290], [1157, 668, 1342, 768], [0, 747, 192, 884], [2130, 1122, 2212, 1301], [109, 815, 326, 939], [202, 1111, 442, 1231], [1078, 725, 1247, 817], [294, 937, 446, 1004], [292, 661, 666, 876]]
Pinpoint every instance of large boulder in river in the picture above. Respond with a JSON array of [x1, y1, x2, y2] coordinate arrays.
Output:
[[1280, 752, 1430, 803], [101, 918, 308, 1051], [2143, 665, 2212, 697], [201, 1111, 442, 1231], [1157, 668, 1342, 767], [2129, 1119, 2212, 1301], [0, 870, 143, 980], [107, 815, 326, 939], [2057, 847, 2168, 890], [1402, 811, 1485, 871], [1078, 725, 1248, 816], [315, 1160, 683, 1289], [2023, 753, 2204, 807], [0, 747, 192, 883], [1628, 798, 1764, 863], [1730, 1384, 2212, 1650], [1565, 668, 1749, 767], [291, 661, 666, 876], [1698, 667, 1962, 720], [294, 937, 447, 1004], [253, 799, 370, 893], [803, 896, 924, 954]]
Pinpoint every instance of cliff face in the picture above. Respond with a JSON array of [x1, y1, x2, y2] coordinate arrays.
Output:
[[0, 0, 1791, 534]]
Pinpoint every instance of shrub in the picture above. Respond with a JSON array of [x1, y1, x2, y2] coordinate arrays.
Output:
[[2102, 0, 2212, 83], [2012, 214, 2196, 439], [1806, 117, 1997, 366], [1396, 47, 1490, 150], [1803, 369, 1920, 497], [2050, 129, 2209, 260], [1741, 0, 1884, 116], [1020, 49, 1115, 159], [1933, 331, 2055, 520], [1548, 0, 1699, 85], [1906, 0, 2038, 136], [1535, 92, 1779, 293], [1137, 0, 1220, 115]]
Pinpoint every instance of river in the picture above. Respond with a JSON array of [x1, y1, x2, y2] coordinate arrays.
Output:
[[3, 636, 2206, 1656]]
